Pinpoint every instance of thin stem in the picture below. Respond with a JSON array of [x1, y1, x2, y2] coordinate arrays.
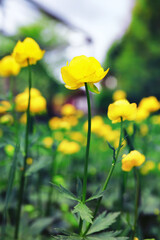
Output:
[[79, 83, 92, 235], [132, 168, 140, 239], [83, 118, 123, 236], [14, 61, 32, 240]]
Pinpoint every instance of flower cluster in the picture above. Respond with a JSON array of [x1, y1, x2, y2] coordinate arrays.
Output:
[[122, 150, 145, 172]]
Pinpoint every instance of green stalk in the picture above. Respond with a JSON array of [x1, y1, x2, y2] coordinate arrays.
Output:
[[132, 168, 140, 239], [83, 118, 123, 236], [14, 61, 32, 240], [79, 83, 92, 234]]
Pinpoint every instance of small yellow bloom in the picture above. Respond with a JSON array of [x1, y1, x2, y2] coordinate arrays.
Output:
[[112, 90, 127, 102], [69, 131, 85, 143], [140, 160, 155, 175], [4, 144, 15, 157], [0, 55, 20, 77], [108, 99, 137, 123], [139, 96, 160, 113], [26, 157, 33, 165], [15, 88, 46, 114], [42, 137, 54, 149], [61, 55, 109, 90], [133, 238, 139, 240], [58, 140, 80, 155], [122, 150, 145, 172], [0, 114, 14, 125], [12, 37, 45, 67], [61, 104, 77, 116], [0, 101, 11, 114], [49, 117, 71, 130]]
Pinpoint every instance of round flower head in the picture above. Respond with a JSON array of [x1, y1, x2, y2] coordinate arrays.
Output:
[[122, 150, 145, 172], [12, 37, 45, 67], [61, 55, 109, 90], [139, 96, 160, 113], [58, 140, 80, 154], [108, 99, 137, 123], [0, 101, 11, 114], [0, 55, 20, 77]]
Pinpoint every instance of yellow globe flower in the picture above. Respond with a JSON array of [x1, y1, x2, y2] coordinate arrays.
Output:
[[49, 117, 71, 130], [12, 37, 45, 67], [122, 150, 145, 172], [139, 96, 160, 113], [61, 104, 77, 116], [0, 101, 11, 114], [42, 137, 54, 149], [61, 55, 109, 90], [0, 114, 14, 125], [58, 140, 80, 155], [108, 99, 137, 123], [0, 55, 20, 77], [112, 90, 127, 102], [140, 160, 155, 175], [135, 107, 149, 122], [15, 88, 46, 114]]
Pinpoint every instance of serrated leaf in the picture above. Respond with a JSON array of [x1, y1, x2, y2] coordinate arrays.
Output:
[[86, 233, 128, 240], [87, 83, 100, 94], [52, 235, 84, 240], [86, 188, 105, 202], [73, 203, 93, 223], [30, 217, 53, 235], [87, 212, 120, 235], [52, 184, 80, 202]]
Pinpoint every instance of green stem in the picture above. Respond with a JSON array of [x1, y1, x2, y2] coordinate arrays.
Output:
[[83, 118, 123, 236], [79, 83, 92, 234], [132, 168, 140, 239], [14, 61, 32, 240]]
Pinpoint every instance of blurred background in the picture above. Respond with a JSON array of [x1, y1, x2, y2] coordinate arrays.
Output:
[[0, 0, 160, 113]]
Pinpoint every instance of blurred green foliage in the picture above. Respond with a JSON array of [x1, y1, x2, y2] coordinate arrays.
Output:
[[103, 0, 160, 101]]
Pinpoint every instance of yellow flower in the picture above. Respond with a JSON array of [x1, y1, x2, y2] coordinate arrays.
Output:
[[26, 157, 33, 165], [139, 96, 160, 113], [112, 90, 127, 102], [42, 137, 54, 149], [15, 88, 46, 114], [122, 150, 145, 172], [108, 99, 137, 123], [4, 144, 15, 157], [133, 238, 139, 240], [140, 160, 155, 175], [61, 55, 109, 90], [0, 55, 20, 77], [0, 101, 11, 114], [135, 107, 149, 122], [12, 37, 45, 67], [49, 117, 71, 130], [0, 114, 14, 125], [69, 131, 86, 143], [61, 104, 77, 116], [58, 140, 80, 154]]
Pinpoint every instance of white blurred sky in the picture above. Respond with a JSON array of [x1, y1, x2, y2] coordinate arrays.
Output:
[[0, 0, 135, 62]]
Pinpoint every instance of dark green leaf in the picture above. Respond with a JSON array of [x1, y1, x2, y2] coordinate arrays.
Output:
[[30, 217, 53, 236], [87, 212, 120, 235], [52, 184, 80, 202], [73, 203, 93, 223]]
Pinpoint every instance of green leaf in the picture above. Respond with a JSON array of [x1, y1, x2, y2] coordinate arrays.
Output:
[[86, 188, 105, 202], [86, 232, 128, 240], [73, 203, 93, 223], [87, 83, 100, 94], [30, 217, 53, 236], [52, 184, 80, 202], [87, 211, 120, 235], [52, 234, 84, 240], [1, 144, 19, 238]]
